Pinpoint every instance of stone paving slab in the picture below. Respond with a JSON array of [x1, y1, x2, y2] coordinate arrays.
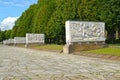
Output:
[[0, 45, 120, 80]]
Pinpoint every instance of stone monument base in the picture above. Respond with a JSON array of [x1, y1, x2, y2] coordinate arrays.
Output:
[[7, 43, 14, 46], [63, 42, 108, 54], [14, 43, 25, 47], [25, 43, 44, 48], [63, 44, 73, 54]]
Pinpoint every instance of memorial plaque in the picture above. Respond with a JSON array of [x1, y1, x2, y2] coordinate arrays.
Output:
[[3, 40, 7, 45], [3, 39, 14, 45], [8, 39, 14, 44], [66, 21, 105, 44], [14, 37, 26, 44], [26, 33, 45, 44]]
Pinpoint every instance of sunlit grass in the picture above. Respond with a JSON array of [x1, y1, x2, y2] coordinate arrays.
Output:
[[34, 44, 64, 51], [14, 43, 120, 56], [87, 47, 120, 56]]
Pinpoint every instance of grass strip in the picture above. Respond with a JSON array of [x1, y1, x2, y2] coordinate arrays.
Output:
[[34, 44, 63, 51], [87, 47, 120, 56]]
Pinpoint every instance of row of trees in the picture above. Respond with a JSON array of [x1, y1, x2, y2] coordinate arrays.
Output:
[[0, 0, 120, 43]]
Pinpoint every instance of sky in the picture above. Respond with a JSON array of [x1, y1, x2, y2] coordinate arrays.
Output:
[[0, 0, 37, 31]]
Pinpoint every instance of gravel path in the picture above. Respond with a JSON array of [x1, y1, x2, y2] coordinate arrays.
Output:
[[0, 45, 120, 80]]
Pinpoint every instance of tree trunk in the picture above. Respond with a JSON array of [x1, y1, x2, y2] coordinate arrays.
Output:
[[107, 29, 115, 43], [118, 27, 120, 39]]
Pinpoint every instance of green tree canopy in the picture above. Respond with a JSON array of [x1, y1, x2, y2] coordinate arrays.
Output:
[[6, 0, 120, 44]]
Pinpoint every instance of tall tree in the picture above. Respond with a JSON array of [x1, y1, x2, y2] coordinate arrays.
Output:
[[32, 0, 56, 33], [10, 0, 120, 43]]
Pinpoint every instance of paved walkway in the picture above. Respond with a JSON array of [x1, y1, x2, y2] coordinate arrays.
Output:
[[0, 45, 120, 80]]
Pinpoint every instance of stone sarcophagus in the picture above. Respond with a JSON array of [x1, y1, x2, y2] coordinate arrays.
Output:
[[25, 33, 45, 47], [66, 21, 105, 44], [3, 39, 14, 45], [14, 37, 26, 46], [63, 21, 107, 54], [14, 37, 26, 44]]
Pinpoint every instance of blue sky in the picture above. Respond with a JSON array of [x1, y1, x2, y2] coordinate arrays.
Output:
[[0, 0, 37, 30]]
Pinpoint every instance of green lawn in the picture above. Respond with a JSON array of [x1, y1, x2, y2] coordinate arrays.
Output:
[[15, 44, 63, 51], [34, 44, 64, 51], [87, 47, 120, 56], [109, 43, 120, 46], [15, 43, 120, 56]]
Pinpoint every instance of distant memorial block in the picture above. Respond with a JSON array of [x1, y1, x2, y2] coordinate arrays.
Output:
[[26, 33, 45, 47], [3, 40, 7, 45], [3, 39, 14, 45], [63, 21, 107, 54], [14, 37, 26, 44], [8, 39, 14, 45], [14, 37, 26, 46]]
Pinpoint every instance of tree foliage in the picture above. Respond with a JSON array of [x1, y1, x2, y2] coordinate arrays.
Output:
[[0, 0, 119, 43]]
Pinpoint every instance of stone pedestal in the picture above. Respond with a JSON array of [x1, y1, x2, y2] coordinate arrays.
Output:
[[63, 42, 108, 54], [63, 44, 73, 54], [25, 43, 44, 48], [64, 20, 107, 54]]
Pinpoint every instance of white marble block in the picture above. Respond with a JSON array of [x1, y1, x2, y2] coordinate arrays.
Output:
[[14, 37, 26, 44], [8, 39, 14, 44], [26, 33, 45, 44], [65, 21, 105, 44], [3, 39, 14, 45], [3, 40, 7, 45]]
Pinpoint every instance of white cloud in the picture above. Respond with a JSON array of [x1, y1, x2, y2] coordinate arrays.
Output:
[[0, 17, 19, 31]]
